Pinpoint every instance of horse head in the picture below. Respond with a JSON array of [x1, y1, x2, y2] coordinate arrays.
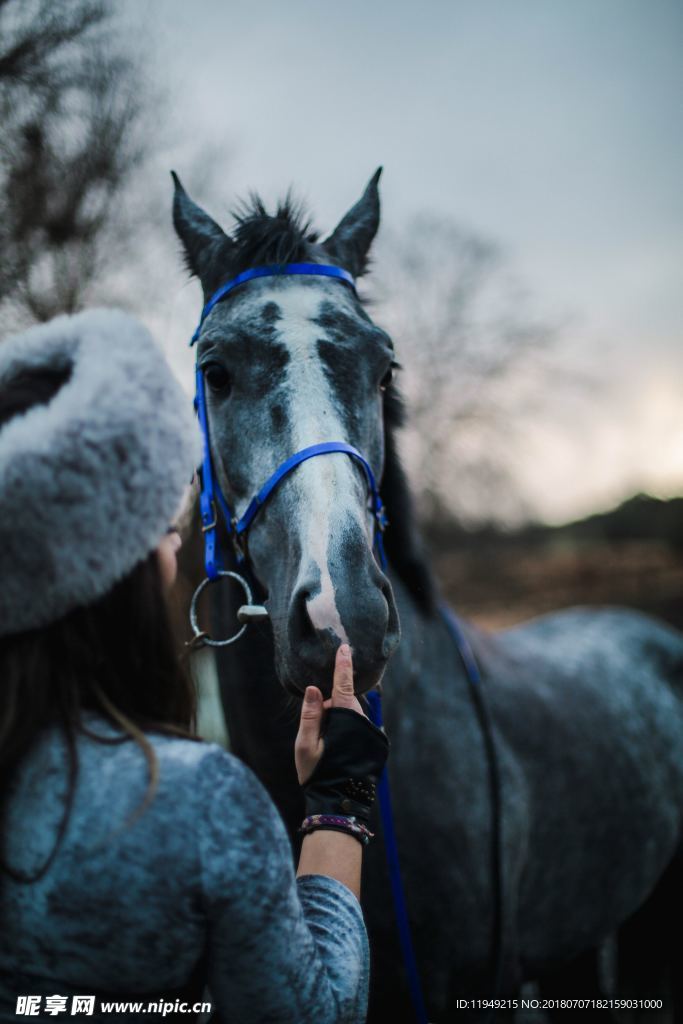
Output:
[[173, 170, 405, 698]]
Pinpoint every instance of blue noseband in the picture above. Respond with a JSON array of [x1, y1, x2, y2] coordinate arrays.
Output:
[[191, 263, 387, 577]]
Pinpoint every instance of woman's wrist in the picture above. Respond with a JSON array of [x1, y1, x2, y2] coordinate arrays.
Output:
[[296, 828, 363, 900]]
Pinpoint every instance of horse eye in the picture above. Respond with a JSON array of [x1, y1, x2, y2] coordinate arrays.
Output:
[[204, 363, 231, 393], [379, 366, 394, 392]]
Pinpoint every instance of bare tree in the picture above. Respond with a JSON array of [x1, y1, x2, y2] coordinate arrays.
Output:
[[0, 0, 147, 328], [371, 215, 563, 525]]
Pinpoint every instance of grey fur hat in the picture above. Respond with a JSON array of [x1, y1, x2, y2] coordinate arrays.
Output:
[[0, 309, 201, 637]]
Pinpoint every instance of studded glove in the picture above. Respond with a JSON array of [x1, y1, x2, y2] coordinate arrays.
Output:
[[302, 706, 390, 824]]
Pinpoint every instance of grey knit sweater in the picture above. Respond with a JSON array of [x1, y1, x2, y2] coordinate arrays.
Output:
[[0, 711, 369, 1023]]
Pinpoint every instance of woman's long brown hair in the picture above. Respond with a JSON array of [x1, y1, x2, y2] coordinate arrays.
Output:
[[0, 365, 199, 884]]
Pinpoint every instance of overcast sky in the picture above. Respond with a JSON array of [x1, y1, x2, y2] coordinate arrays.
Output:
[[124, 0, 682, 523]]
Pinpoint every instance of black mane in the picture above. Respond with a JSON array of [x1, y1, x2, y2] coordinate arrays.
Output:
[[381, 385, 438, 615], [229, 194, 322, 275]]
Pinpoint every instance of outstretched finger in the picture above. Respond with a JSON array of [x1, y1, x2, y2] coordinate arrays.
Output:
[[331, 644, 364, 712], [295, 686, 325, 785], [298, 685, 324, 742]]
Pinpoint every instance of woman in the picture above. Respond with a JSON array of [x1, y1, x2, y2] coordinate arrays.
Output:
[[0, 310, 389, 1023]]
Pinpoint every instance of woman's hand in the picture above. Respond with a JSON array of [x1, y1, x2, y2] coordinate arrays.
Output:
[[295, 644, 366, 785]]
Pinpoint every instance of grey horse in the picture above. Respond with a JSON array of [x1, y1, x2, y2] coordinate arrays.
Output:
[[172, 169, 683, 1022]]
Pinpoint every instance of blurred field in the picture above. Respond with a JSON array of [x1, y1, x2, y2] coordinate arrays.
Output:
[[428, 494, 683, 634]]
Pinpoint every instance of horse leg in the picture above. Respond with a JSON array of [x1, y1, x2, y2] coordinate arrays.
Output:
[[616, 849, 682, 1024]]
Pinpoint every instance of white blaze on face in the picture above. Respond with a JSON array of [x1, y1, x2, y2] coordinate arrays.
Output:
[[266, 284, 367, 644]]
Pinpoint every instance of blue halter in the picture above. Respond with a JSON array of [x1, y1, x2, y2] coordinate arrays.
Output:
[[192, 263, 387, 577]]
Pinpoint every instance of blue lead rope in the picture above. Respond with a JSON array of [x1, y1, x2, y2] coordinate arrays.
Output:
[[439, 604, 504, 1014], [365, 607, 497, 1024], [439, 603, 482, 685], [365, 688, 430, 1024]]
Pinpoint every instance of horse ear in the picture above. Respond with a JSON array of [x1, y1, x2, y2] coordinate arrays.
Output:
[[324, 167, 382, 277], [171, 171, 234, 297]]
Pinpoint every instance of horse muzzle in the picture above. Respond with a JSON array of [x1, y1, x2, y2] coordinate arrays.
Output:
[[277, 542, 400, 696]]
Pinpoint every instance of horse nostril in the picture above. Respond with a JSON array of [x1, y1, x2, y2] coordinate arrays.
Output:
[[285, 565, 399, 681], [287, 582, 341, 675], [289, 586, 318, 648]]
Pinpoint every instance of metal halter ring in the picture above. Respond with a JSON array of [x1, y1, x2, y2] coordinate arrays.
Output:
[[188, 571, 253, 648]]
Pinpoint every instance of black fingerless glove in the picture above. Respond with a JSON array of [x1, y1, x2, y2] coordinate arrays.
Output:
[[302, 707, 390, 824]]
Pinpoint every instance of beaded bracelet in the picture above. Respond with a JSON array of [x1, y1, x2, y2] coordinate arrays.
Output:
[[298, 813, 375, 847]]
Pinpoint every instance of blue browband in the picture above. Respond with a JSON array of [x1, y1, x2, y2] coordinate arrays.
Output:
[[191, 263, 387, 576], [190, 262, 356, 345]]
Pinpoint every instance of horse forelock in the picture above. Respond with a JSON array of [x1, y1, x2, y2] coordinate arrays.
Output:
[[229, 193, 322, 275]]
